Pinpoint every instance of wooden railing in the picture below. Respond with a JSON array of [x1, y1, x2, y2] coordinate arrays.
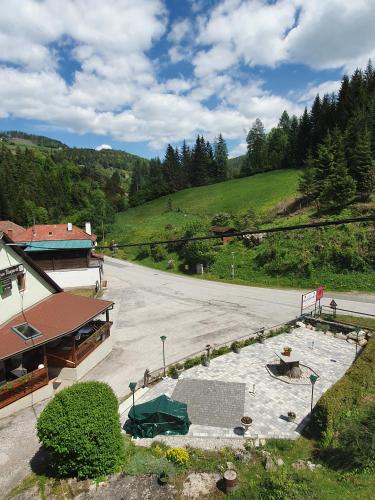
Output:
[[46, 321, 112, 369], [76, 321, 112, 364], [0, 367, 49, 409]]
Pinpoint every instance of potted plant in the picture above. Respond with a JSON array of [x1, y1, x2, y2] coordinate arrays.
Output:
[[287, 411, 296, 422], [158, 471, 169, 485], [168, 366, 179, 379], [231, 341, 241, 354], [176, 363, 184, 375], [241, 416, 253, 435], [283, 346, 292, 356], [201, 354, 210, 367]]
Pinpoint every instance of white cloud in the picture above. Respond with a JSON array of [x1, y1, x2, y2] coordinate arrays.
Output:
[[229, 141, 246, 158], [298, 80, 342, 103], [95, 144, 112, 151], [0, 0, 374, 155]]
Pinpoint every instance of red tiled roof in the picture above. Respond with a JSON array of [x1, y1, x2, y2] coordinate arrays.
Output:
[[13, 224, 97, 243], [0, 292, 113, 360], [0, 221, 25, 237]]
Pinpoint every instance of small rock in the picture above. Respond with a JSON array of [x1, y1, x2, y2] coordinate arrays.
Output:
[[358, 339, 368, 347], [259, 438, 266, 447], [276, 458, 284, 466], [334, 332, 346, 340], [296, 321, 305, 328], [348, 330, 365, 340], [346, 338, 356, 344], [292, 460, 307, 470], [306, 460, 323, 471], [235, 450, 252, 463], [366, 332, 372, 338], [325, 331, 334, 337], [306, 324, 314, 330], [226, 461, 235, 470], [264, 456, 276, 471]]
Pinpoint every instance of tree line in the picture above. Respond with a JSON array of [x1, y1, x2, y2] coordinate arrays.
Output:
[[242, 61, 375, 209], [129, 134, 228, 206], [0, 146, 126, 232]]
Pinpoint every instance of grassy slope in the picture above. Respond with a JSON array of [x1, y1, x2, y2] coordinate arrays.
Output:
[[108, 168, 375, 292], [110, 169, 300, 244]]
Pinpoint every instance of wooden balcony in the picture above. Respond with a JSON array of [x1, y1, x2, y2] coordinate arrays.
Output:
[[46, 321, 112, 369], [0, 367, 49, 410]]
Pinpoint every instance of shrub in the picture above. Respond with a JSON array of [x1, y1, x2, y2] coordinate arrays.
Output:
[[312, 336, 375, 448], [124, 450, 175, 476], [151, 244, 168, 262], [184, 357, 201, 370], [165, 447, 189, 466], [37, 382, 124, 478]]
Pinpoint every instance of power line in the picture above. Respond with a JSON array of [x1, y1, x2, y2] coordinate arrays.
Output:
[[99, 214, 375, 250], [4, 215, 374, 251]]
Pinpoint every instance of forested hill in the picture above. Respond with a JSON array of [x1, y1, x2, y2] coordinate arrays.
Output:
[[0, 132, 148, 232]]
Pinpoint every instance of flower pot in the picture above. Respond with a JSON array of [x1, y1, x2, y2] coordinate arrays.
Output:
[[287, 412, 296, 422], [241, 416, 252, 435]]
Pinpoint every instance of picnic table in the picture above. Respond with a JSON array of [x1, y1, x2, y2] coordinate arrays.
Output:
[[275, 351, 302, 379]]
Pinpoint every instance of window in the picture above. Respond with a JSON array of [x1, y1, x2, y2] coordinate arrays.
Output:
[[12, 323, 43, 341], [17, 272, 26, 292]]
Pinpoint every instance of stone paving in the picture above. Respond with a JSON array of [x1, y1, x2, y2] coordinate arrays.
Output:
[[121, 327, 356, 441]]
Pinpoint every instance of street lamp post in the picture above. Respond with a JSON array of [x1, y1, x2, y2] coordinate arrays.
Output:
[[129, 382, 137, 409], [309, 374, 319, 414], [160, 335, 167, 377]]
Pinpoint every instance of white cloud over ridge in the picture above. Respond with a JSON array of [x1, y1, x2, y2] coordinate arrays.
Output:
[[0, 0, 374, 153]]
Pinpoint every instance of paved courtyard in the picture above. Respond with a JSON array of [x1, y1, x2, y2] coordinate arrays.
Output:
[[122, 327, 357, 440]]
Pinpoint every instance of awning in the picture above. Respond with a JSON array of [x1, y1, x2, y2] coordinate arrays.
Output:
[[22, 240, 94, 252], [0, 292, 113, 360]]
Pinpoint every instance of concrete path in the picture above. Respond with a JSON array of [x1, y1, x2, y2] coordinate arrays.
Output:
[[0, 257, 373, 497]]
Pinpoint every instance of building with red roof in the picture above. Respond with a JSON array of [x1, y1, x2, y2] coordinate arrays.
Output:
[[12, 222, 104, 291], [0, 230, 114, 418]]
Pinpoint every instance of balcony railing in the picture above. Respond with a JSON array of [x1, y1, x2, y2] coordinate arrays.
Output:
[[0, 367, 49, 410], [46, 321, 112, 369]]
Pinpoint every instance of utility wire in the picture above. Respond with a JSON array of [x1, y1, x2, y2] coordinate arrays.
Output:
[[5, 214, 375, 251]]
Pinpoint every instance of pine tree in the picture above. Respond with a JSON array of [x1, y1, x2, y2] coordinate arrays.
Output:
[[296, 108, 312, 167], [284, 115, 299, 168], [241, 118, 267, 176], [213, 133, 228, 181], [267, 127, 288, 170], [278, 110, 290, 134], [163, 144, 180, 192], [191, 135, 209, 186], [351, 129, 375, 201], [298, 152, 316, 202], [318, 130, 356, 211], [181, 140, 192, 188]]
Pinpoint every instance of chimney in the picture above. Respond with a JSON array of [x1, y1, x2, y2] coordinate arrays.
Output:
[[85, 222, 92, 235], [67, 222, 73, 232]]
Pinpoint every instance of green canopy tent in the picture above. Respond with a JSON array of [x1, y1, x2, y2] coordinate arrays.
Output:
[[127, 394, 191, 438]]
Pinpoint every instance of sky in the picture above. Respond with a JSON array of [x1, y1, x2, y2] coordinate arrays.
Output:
[[0, 0, 374, 158]]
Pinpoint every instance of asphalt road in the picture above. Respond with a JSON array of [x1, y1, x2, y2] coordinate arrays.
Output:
[[1, 257, 374, 497]]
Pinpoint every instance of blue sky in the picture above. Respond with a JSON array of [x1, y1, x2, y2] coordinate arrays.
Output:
[[0, 0, 373, 158]]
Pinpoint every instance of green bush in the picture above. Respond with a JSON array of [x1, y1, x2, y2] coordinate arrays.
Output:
[[151, 244, 168, 262], [37, 382, 124, 478], [312, 336, 375, 448], [123, 448, 175, 476]]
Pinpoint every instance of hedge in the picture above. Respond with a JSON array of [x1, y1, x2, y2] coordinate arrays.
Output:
[[312, 336, 375, 447], [37, 381, 124, 478]]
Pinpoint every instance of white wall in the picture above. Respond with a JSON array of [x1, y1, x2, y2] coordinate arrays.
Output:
[[47, 267, 101, 290], [0, 240, 55, 324]]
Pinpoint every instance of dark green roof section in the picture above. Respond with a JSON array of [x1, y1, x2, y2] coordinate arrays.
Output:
[[22, 240, 94, 252]]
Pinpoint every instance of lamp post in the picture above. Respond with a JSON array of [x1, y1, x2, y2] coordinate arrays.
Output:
[[309, 374, 319, 414], [160, 335, 167, 377], [355, 327, 360, 357], [129, 382, 137, 409], [231, 252, 235, 279]]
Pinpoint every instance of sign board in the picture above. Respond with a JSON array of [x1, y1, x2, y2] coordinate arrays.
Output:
[[302, 290, 317, 309], [301, 286, 324, 315]]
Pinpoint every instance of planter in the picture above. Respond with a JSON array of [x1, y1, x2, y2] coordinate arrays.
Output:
[[283, 347, 292, 356], [231, 342, 241, 354], [241, 416, 253, 435], [202, 358, 210, 367], [287, 412, 296, 422]]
